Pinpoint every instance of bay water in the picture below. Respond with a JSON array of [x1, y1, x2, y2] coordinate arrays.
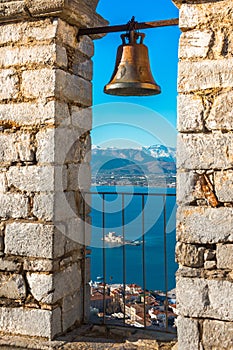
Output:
[[89, 186, 177, 292]]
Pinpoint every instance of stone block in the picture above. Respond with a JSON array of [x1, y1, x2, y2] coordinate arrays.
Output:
[[179, 1, 233, 30], [215, 170, 233, 202], [0, 194, 28, 219], [54, 191, 78, 221], [177, 277, 233, 321], [76, 35, 94, 58], [0, 101, 55, 126], [67, 163, 91, 191], [21, 68, 56, 99], [176, 242, 204, 267], [23, 258, 55, 272], [177, 94, 204, 132], [71, 106, 92, 130], [36, 128, 55, 164], [0, 172, 7, 193], [176, 171, 203, 205], [216, 244, 233, 269], [26, 263, 81, 304], [0, 19, 57, 45], [177, 206, 233, 244], [62, 298, 82, 331], [0, 274, 26, 300], [178, 59, 233, 93], [57, 19, 78, 49], [56, 70, 92, 106], [202, 319, 233, 350], [7, 165, 54, 192], [32, 193, 54, 221], [73, 59, 93, 81], [5, 222, 65, 258], [0, 69, 19, 100], [179, 30, 213, 59], [177, 316, 200, 350], [177, 133, 233, 170], [0, 258, 22, 272], [206, 91, 233, 130], [0, 44, 57, 69], [0, 307, 61, 339], [0, 133, 34, 164]]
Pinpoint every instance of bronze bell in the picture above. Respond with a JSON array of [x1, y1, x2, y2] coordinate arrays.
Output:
[[104, 31, 161, 96]]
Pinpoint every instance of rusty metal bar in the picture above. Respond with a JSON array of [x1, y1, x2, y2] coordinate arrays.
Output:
[[78, 18, 179, 37]]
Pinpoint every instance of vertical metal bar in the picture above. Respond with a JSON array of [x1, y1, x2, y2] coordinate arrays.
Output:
[[142, 195, 146, 328], [102, 193, 106, 325], [163, 196, 169, 331], [82, 192, 86, 323], [122, 194, 126, 326]]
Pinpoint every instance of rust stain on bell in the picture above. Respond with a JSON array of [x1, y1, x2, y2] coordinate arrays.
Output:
[[104, 31, 161, 96]]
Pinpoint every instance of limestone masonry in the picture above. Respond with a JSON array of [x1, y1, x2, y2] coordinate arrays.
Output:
[[174, 0, 233, 349], [0, 0, 107, 340]]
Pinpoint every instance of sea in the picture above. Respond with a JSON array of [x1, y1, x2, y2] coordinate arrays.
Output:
[[89, 186, 177, 292]]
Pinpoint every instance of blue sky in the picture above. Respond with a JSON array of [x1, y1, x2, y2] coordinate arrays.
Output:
[[92, 0, 180, 148]]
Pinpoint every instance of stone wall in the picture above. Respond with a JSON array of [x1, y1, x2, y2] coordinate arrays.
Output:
[[0, 0, 107, 340], [174, 0, 233, 349]]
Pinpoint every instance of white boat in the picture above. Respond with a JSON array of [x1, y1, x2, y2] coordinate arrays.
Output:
[[102, 232, 142, 246]]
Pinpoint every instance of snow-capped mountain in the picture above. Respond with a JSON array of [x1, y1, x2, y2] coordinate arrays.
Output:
[[91, 144, 176, 176]]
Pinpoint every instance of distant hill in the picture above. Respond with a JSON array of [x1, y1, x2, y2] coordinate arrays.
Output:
[[91, 145, 176, 177]]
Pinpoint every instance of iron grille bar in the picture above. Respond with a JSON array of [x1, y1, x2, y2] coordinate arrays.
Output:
[[82, 192, 86, 322], [163, 196, 169, 331], [142, 195, 146, 328], [102, 193, 106, 325], [78, 18, 179, 36], [88, 191, 174, 196], [122, 194, 126, 326]]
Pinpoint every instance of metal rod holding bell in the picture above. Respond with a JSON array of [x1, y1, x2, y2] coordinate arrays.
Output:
[[78, 17, 179, 97]]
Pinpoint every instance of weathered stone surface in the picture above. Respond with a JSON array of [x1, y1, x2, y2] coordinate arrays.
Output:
[[0, 133, 34, 164], [0, 194, 28, 218], [32, 193, 54, 221], [176, 242, 204, 267], [0, 307, 61, 339], [204, 260, 216, 270], [0, 44, 58, 69], [7, 165, 66, 193], [5, 222, 65, 258], [0, 101, 56, 126], [0, 172, 7, 192], [56, 70, 92, 106], [215, 170, 233, 202], [177, 94, 204, 132], [23, 258, 54, 272], [177, 277, 233, 321], [0, 69, 19, 100], [71, 106, 92, 130], [0, 274, 26, 300], [177, 316, 200, 350], [216, 244, 233, 269], [206, 91, 233, 131], [0, 19, 58, 45], [177, 133, 233, 170], [179, 30, 213, 59], [0, 258, 22, 272], [62, 294, 82, 331], [202, 319, 233, 350], [176, 171, 203, 205], [177, 206, 233, 244], [179, 1, 233, 30], [22, 68, 56, 99], [26, 263, 81, 304], [76, 35, 94, 58], [178, 59, 233, 92], [74, 59, 93, 81], [36, 128, 55, 164], [57, 19, 78, 49]]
